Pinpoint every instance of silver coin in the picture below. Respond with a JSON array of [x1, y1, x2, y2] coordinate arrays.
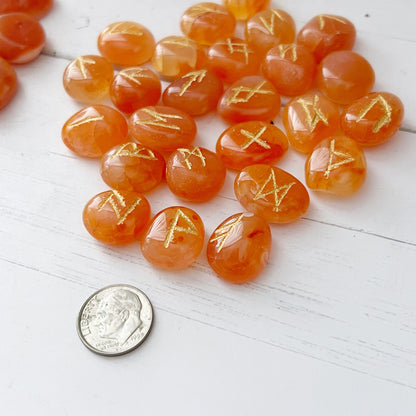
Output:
[[77, 284, 153, 356]]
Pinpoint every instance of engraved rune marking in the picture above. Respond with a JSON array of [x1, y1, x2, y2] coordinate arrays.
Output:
[[240, 126, 270, 150], [119, 68, 152, 87], [225, 81, 274, 105], [67, 115, 104, 128], [356, 94, 392, 133], [164, 208, 198, 248], [324, 139, 355, 179], [318, 15, 347, 30], [187, 4, 228, 20], [218, 39, 253, 64], [177, 147, 206, 170], [137, 108, 182, 130], [179, 70, 207, 96], [98, 190, 142, 225], [161, 37, 193, 48], [103, 22, 143, 36], [297, 95, 329, 131], [209, 213, 244, 252], [75, 56, 96, 79], [278, 44, 298, 61], [111, 142, 157, 160], [259, 10, 286, 35]]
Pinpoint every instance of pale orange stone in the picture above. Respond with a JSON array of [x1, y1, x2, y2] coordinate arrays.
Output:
[[223, 0, 270, 21], [141, 206, 205, 270], [0, 57, 18, 110], [234, 164, 309, 223], [83, 190, 151, 245], [0, 0, 54, 19], [305, 135, 366, 196]]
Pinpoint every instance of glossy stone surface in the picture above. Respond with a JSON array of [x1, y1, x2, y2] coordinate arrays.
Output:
[[282, 92, 340, 154], [162, 69, 223, 116], [341, 92, 404, 147], [166, 146, 226, 202], [246, 9, 296, 57], [223, 0, 270, 20], [297, 14, 356, 62], [141, 206, 205, 270], [180, 2, 236, 45], [207, 212, 271, 283], [262, 43, 316, 96], [234, 164, 309, 223], [100, 142, 165, 193], [218, 75, 281, 123], [129, 105, 197, 153], [0, 12, 45, 64], [97, 21, 155, 66], [62, 105, 128, 158], [83, 190, 151, 245], [305, 135, 366, 196], [0, 57, 18, 110], [110, 67, 161, 114], [317, 51, 375, 105], [216, 120, 288, 170], [63, 55, 113, 103], [0, 0, 53, 19]]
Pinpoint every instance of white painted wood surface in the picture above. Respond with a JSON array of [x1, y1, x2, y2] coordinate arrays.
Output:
[[1, 0, 415, 414]]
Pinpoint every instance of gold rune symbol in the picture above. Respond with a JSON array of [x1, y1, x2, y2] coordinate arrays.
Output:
[[137, 108, 182, 130], [75, 56, 96, 79], [187, 4, 228, 20], [119, 68, 152, 87], [161, 37, 193, 48], [179, 70, 207, 96], [356, 94, 392, 133], [259, 10, 286, 35], [225, 81, 274, 105], [318, 15, 347, 30], [103, 22, 143, 36], [98, 190, 142, 225], [324, 139, 355, 179], [209, 214, 244, 252], [164, 208, 198, 248], [111, 142, 157, 160], [67, 114, 104, 128], [219, 39, 253, 64], [297, 95, 329, 131], [278, 44, 298, 61], [177, 147, 206, 170], [240, 126, 271, 150]]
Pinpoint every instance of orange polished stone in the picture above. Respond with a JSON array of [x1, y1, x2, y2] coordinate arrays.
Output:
[[262, 43, 316, 96], [0, 0, 53, 19], [317, 51, 375, 105], [0, 13, 45, 63], [282, 92, 340, 154], [246, 9, 296, 57], [218, 75, 281, 123], [83, 190, 150, 245], [62, 105, 128, 158], [0, 57, 18, 110], [180, 2, 236, 45], [305, 135, 366, 196], [297, 14, 356, 62], [97, 21, 155, 67], [100, 142, 165, 193], [63, 55, 113, 103], [207, 212, 271, 283], [129, 105, 197, 153], [110, 67, 161, 114], [341, 92, 404, 147], [166, 146, 226, 202], [216, 120, 288, 170], [141, 206, 205, 270], [162, 69, 223, 116], [207, 37, 259, 84], [223, 0, 270, 20], [234, 164, 309, 223]]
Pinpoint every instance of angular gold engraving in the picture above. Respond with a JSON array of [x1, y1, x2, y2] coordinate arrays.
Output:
[[324, 139, 355, 179], [111, 142, 157, 160], [161, 37, 193, 48], [177, 147, 206, 170], [67, 115, 104, 129], [278, 44, 297, 62], [356, 94, 392, 133], [164, 208, 198, 248], [240, 126, 270, 150], [226, 81, 274, 105], [297, 94, 329, 131], [218, 39, 253, 64], [103, 22, 143, 36], [179, 69, 207, 96], [187, 4, 228, 20], [318, 15, 347, 30], [119, 68, 152, 87], [98, 190, 142, 225], [259, 10, 286, 35], [209, 213, 244, 252], [137, 108, 182, 130], [75, 56, 96, 79]]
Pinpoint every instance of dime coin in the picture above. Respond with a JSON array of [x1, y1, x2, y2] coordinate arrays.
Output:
[[77, 284, 153, 356]]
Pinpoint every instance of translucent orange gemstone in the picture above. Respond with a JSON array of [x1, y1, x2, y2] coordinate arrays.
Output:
[[0, 0, 53, 19], [282, 92, 340, 154], [341, 92, 404, 147], [180, 2, 236, 46], [207, 212, 271, 283], [297, 14, 356, 62], [110, 67, 161, 114], [245, 9, 296, 57], [218, 75, 281, 123], [234, 164, 309, 223], [63, 55, 113, 103], [141, 206, 205, 270], [129, 105, 197, 153], [262, 44, 316, 96], [207, 37, 259, 84], [223, 0, 270, 21], [166, 146, 226, 202], [100, 142, 165, 193], [162, 69, 223, 116], [62, 105, 128, 158], [97, 21, 155, 66], [216, 120, 288, 170], [305, 135, 366, 196], [317, 51, 375, 105], [0, 13, 45, 63], [0, 57, 18, 110], [83, 190, 150, 245]]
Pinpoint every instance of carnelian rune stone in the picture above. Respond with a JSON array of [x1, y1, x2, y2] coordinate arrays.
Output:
[[62, 105, 128, 158], [141, 206, 205, 270], [341, 92, 404, 147], [83, 190, 150, 245], [101, 142, 165, 193], [305, 135, 366, 196], [207, 212, 271, 283], [0, 12, 45, 64], [235, 164, 309, 223], [0, 57, 18, 110], [216, 120, 288, 170], [0, 0, 54, 19], [223, 0, 270, 21]]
